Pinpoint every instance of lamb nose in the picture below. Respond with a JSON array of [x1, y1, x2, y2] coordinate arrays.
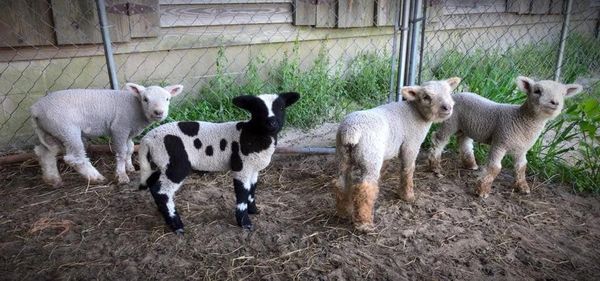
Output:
[[441, 105, 449, 111], [550, 100, 558, 105], [268, 119, 277, 127], [154, 110, 164, 116]]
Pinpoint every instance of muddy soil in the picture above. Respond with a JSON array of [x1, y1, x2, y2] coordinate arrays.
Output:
[[1, 148, 599, 281]]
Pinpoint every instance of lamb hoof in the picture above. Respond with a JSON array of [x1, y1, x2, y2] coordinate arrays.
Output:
[[126, 165, 136, 173], [236, 212, 253, 230], [462, 159, 479, 170], [476, 181, 492, 198], [434, 172, 444, 178], [43, 176, 63, 187], [242, 223, 253, 231], [88, 175, 107, 184], [464, 164, 479, 170], [174, 229, 185, 236], [515, 182, 530, 194], [248, 203, 259, 214], [476, 188, 490, 198], [354, 223, 375, 233], [117, 174, 130, 185], [399, 192, 415, 203], [168, 215, 184, 233]]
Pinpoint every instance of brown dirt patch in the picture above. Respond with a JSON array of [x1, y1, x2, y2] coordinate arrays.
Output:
[[1, 152, 599, 280]]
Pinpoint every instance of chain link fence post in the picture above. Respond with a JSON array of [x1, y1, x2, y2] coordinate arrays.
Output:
[[96, 0, 119, 90], [555, 0, 573, 82]]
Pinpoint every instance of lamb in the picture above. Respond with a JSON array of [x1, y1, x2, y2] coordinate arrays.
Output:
[[138, 92, 300, 234], [334, 78, 461, 231], [31, 83, 183, 186], [428, 76, 582, 198]]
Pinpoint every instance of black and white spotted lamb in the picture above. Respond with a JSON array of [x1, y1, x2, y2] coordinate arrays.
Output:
[[138, 92, 300, 233]]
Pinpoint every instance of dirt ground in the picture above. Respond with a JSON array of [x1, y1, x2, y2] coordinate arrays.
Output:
[[1, 126, 599, 280]]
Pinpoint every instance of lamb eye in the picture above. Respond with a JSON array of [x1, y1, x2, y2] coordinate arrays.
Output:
[[534, 89, 542, 95], [423, 95, 431, 102], [143, 97, 148, 102]]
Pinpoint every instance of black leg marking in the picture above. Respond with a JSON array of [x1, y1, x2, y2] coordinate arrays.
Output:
[[205, 145, 213, 156], [194, 138, 202, 149], [220, 139, 228, 151], [233, 179, 252, 229], [147, 151, 158, 170], [177, 122, 200, 137], [164, 135, 191, 183], [140, 170, 161, 190], [230, 141, 243, 172], [148, 178, 184, 233], [248, 181, 258, 214]]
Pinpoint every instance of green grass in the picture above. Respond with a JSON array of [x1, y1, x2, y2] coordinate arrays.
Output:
[[427, 34, 600, 193], [163, 43, 392, 129]]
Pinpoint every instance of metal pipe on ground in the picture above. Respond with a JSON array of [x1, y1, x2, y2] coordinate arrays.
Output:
[[0, 145, 336, 165]]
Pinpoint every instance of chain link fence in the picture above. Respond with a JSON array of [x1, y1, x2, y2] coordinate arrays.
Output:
[[0, 0, 397, 155], [1, 0, 599, 161], [421, 0, 600, 88]]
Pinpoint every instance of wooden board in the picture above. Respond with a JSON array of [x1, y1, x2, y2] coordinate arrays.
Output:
[[160, 3, 292, 27], [315, 0, 336, 28], [530, 0, 551, 14], [506, 0, 530, 14], [160, 0, 292, 4], [129, 0, 161, 38], [0, 24, 394, 62], [0, 0, 55, 47], [442, 0, 505, 15], [549, 0, 564, 14], [376, 0, 399, 26], [51, 0, 131, 45], [338, 0, 375, 28], [293, 0, 316, 25]]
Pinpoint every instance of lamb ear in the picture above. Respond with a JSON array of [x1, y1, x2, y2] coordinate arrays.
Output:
[[446, 77, 461, 90], [279, 92, 300, 107], [564, 84, 583, 98], [401, 86, 420, 101], [125, 83, 145, 96], [164, 85, 184, 97], [232, 95, 258, 111], [516, 76, 535, 94]]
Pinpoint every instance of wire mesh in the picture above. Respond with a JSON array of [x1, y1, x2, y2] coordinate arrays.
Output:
[[0, 0, 396, 154], [1, 0, 599, 157]]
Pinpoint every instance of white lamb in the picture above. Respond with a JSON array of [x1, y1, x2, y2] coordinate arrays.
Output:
[[428, 76, 582, 198], [31, 83, 183, 186], [334, 77, 461, 231]]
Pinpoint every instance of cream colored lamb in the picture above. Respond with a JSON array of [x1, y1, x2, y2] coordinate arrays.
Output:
[[334, 77, 461, 231], [428, 76, 582, 198]]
